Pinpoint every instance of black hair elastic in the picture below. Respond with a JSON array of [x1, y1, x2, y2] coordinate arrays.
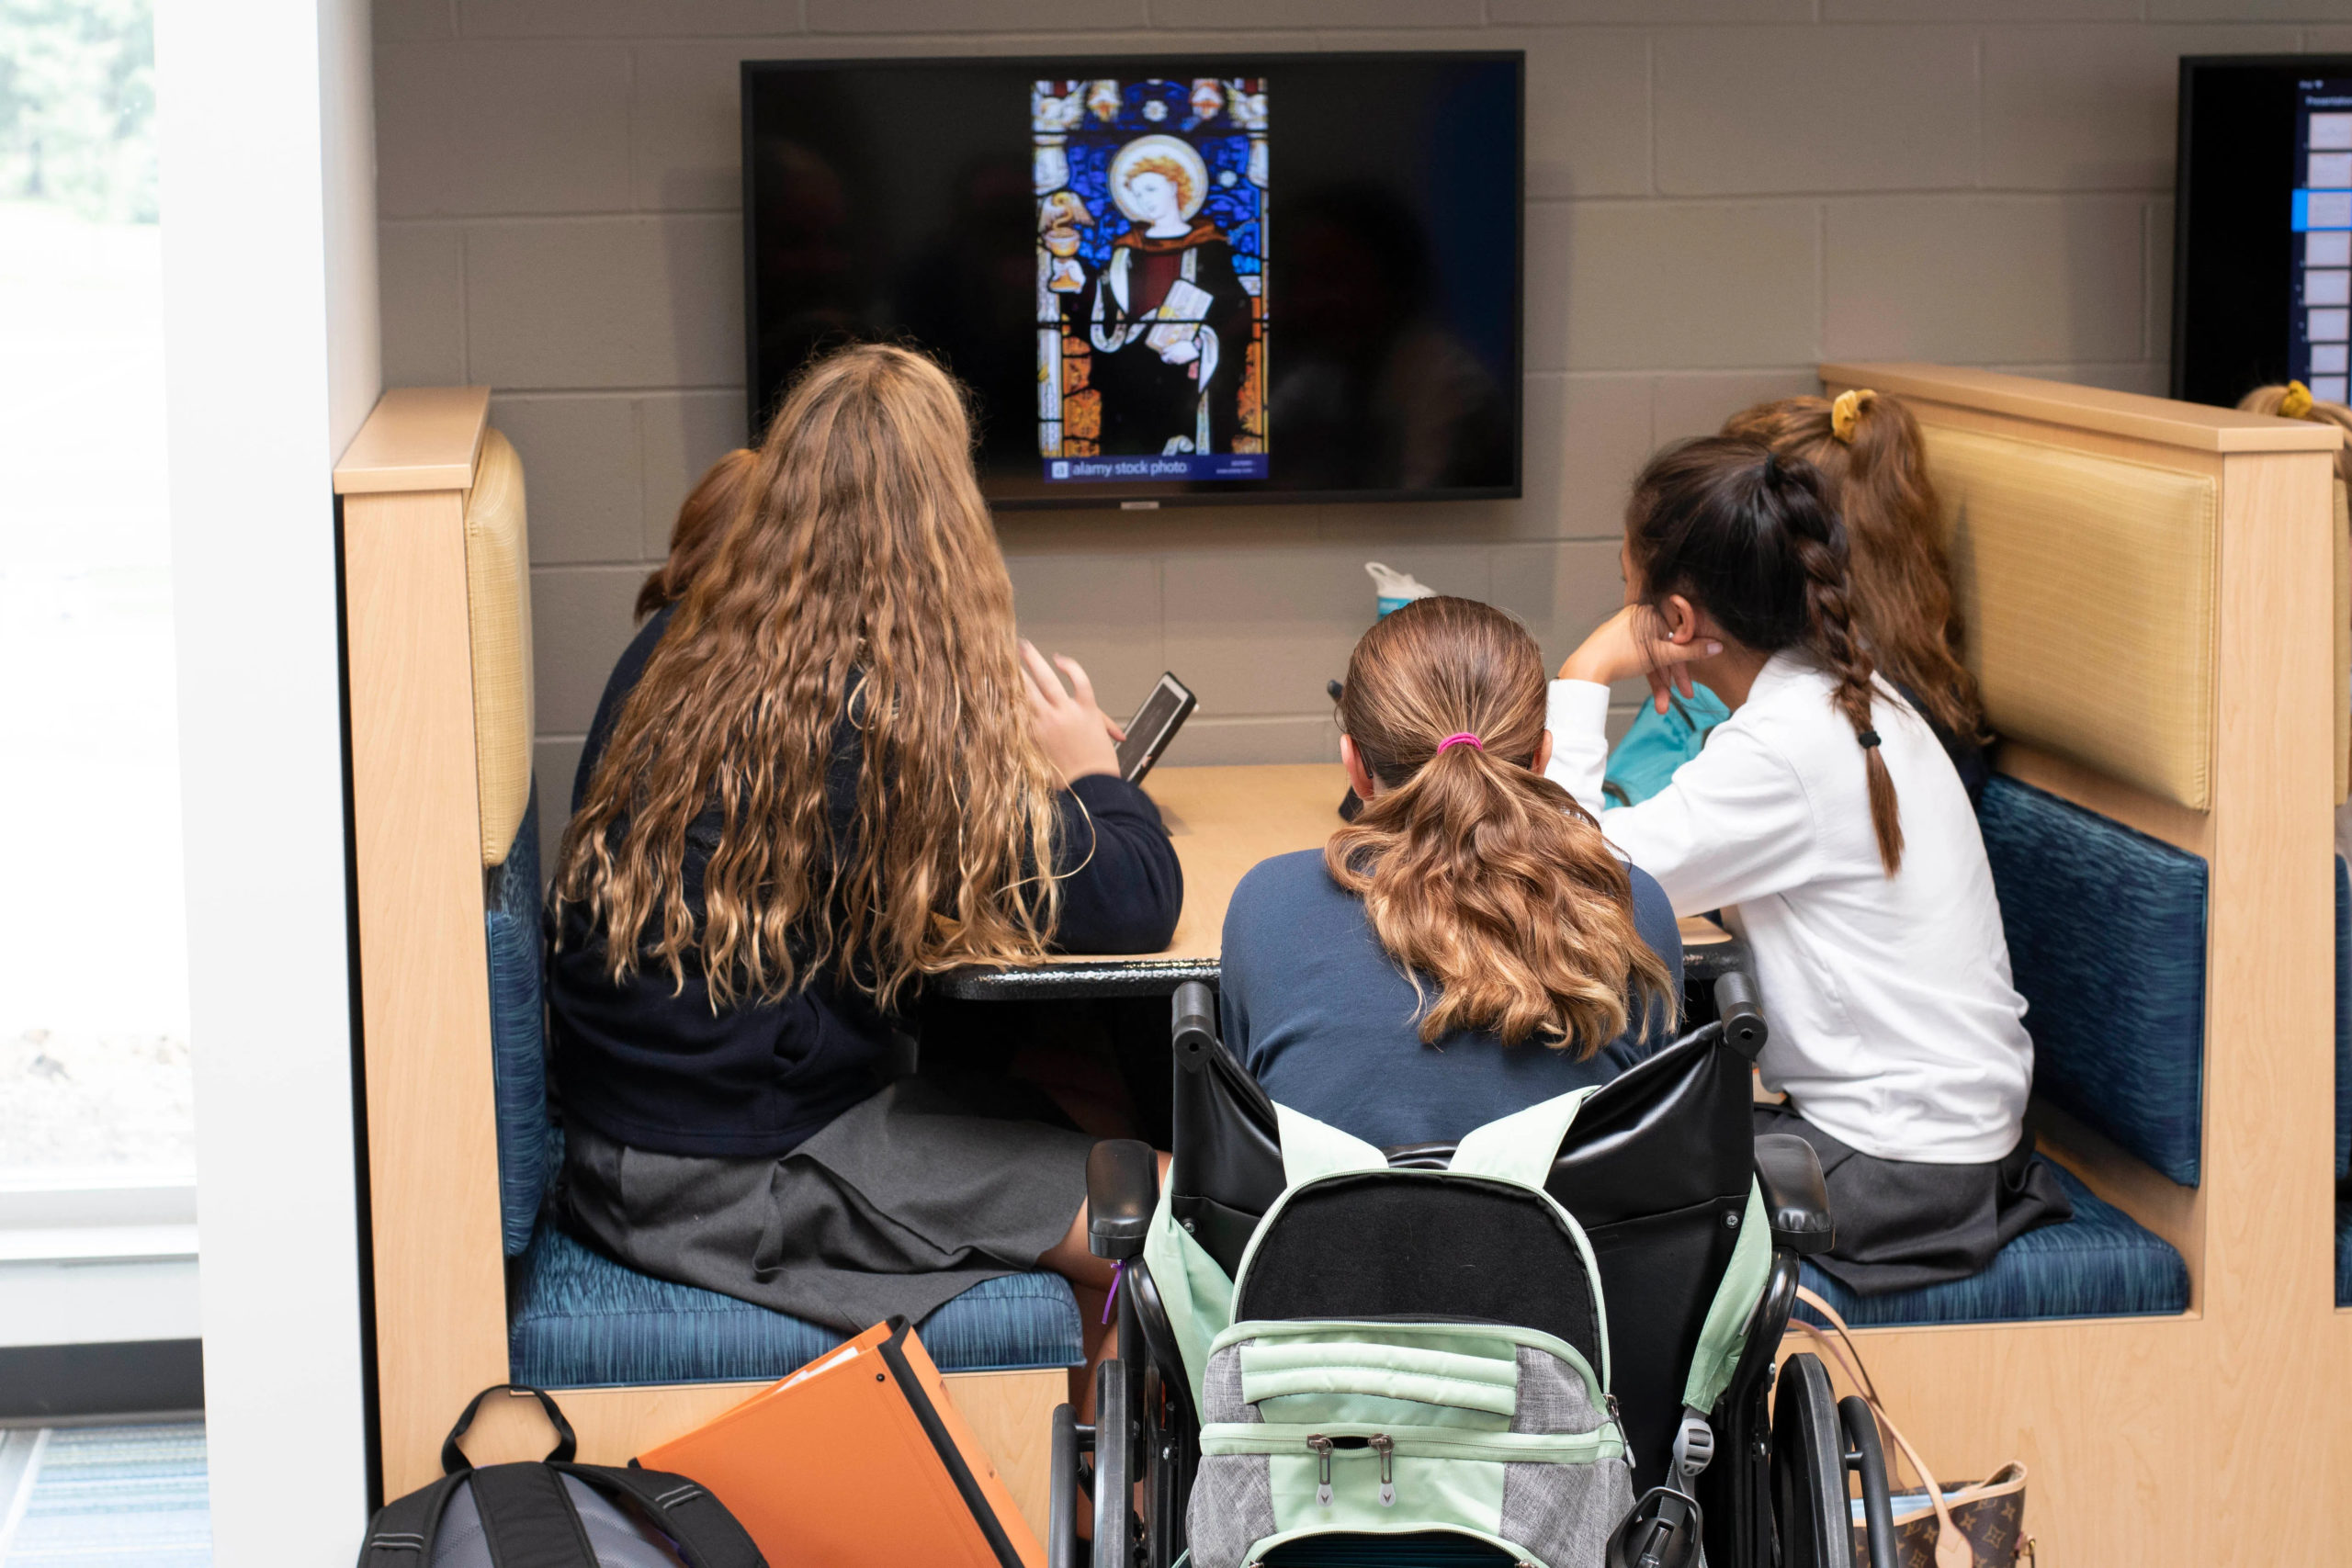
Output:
[[1760, 450, 1783, 487], [1857, 729, 1882, 749]]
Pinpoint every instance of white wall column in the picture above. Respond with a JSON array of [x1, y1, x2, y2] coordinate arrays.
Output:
[[156, 0, 379, 1559]]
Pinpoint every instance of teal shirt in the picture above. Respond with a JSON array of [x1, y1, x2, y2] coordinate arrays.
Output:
[[1604, 683, 1729, 806]]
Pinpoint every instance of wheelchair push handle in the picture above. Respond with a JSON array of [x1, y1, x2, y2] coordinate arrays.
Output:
[[1713, 969, 1769, 1059], [1087, 1138, 1160, 1260], [1171, 980, 1220, 1066]]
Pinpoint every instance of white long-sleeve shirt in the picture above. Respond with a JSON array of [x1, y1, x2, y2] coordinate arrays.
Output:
[[1546, 652, 2031, 1164]]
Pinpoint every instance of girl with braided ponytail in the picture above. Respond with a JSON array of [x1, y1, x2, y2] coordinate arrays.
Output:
[[1548, 437, 2068, 1294], [1605, 387, 1989, 807], [1218, 595, 1681, 1147]]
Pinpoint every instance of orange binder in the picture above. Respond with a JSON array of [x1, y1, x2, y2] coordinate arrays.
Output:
[[639, 1316, 1045, 1568]]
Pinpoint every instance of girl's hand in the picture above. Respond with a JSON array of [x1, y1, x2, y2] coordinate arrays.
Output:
[[1022, 641, 1124, 784], [1558, 604, 1720, 710]]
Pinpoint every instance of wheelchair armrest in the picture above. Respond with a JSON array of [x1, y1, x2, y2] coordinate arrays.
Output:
[[1088, 1139, 1159, 1260], [1753, 1134, 1835, 1256]]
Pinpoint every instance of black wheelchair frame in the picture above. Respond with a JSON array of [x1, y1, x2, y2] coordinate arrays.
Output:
[[1052, 977, 1899, 1568]]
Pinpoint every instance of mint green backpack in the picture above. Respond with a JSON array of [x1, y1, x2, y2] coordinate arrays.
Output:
[[1173, 1091, 1638, 1568]]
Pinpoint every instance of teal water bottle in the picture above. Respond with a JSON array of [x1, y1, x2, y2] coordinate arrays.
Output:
[[1365, 561, 1436, 618]]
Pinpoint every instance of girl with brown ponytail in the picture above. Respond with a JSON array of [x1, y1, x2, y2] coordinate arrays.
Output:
[[1604, 387, 1989, 806], [1548, 437, 2068, 1294], [1217, 595, 1681, 1149], [1723, 388, 1988, 793]]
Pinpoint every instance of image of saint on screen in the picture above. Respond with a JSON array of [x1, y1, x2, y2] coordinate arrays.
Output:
[[1033, 77, 1268, 484]]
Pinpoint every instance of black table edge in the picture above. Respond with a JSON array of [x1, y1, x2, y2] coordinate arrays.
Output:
[[938, 938, 1747, 1002]]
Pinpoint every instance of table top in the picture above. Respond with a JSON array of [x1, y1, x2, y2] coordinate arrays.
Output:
[[938, 762, 1737, 1000]]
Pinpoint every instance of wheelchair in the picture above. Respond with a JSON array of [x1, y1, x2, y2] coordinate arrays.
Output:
[[1053, 976, 1901, 1568]]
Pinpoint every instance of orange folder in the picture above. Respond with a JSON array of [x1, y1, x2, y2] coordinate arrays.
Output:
[[639, 1316, 1046, 1568]]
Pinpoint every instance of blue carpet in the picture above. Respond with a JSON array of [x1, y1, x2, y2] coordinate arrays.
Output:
[[0, 1424, 209, 1567]]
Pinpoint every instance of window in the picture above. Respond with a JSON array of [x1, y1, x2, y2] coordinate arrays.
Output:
[[0, 1, 192, 1280]]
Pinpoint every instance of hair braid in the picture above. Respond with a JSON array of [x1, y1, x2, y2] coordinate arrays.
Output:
[[1792, 532, 1905, 874], [1624, 434, 1909, 879]]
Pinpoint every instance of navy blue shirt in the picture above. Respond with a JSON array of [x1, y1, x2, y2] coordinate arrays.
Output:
[[1220, 851, 1682, 1149], [549, 606, 1184, 1158]]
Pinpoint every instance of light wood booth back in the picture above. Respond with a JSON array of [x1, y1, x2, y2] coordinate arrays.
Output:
[[1808, 363, 2345, 1568], [333, 389, 1065, 1528]]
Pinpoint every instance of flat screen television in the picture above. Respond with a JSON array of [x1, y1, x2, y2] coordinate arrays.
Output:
[[2174, 54, 2352, 407], [741, 53, 1524, 508]]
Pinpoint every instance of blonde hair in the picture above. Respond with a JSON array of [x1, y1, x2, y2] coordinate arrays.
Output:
[[1328, 597, 1676, 1052], [1122, 154, 1196, 216], [2238, 382, 2352, 485], [554, 344, 1064, 1013], [1722, 391, 1984, 746]]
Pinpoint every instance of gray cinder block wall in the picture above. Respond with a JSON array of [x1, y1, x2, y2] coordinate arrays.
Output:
[[373, 0, 2306, 865]]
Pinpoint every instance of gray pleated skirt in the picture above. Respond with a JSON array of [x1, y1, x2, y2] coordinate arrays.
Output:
[[558, 1078, 1095, 1333], [1753, 1104, 2073, 1295]]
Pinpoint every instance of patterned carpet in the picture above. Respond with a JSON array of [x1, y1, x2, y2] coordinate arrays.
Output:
[[0, 1423, 209, 1567]]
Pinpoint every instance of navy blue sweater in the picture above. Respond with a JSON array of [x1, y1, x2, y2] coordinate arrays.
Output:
[[549, 607, 1183, 1157], [1220, 851, 1681, 1149]]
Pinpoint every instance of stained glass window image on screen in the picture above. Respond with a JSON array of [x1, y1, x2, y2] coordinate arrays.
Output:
[[1035, 77, 1269, 484], [743, 54, 1521, 507], [2291, 81, 2352, 403]]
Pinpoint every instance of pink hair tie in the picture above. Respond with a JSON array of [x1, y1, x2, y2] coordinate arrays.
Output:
[[1437, 733, 1484, 753]]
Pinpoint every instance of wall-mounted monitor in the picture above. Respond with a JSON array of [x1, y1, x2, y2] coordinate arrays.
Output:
[[2174, 54, 2352, 407], [742, 52, 1524, 509]]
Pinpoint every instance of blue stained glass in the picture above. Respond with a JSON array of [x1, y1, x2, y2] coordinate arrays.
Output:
[[1229, 220, 1261, 274], [1045, 79, 1264, 272], [1035, 74, 1269, 471]]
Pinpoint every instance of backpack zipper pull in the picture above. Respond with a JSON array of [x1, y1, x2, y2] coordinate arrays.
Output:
[[1306, 1435, 1334, 1505], [1370, 1434, 1396, 1506]]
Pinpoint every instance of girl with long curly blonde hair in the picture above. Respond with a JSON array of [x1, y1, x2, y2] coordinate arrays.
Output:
[[1216, 596, 1681, 1149], [547, 343, 1181, 1359]]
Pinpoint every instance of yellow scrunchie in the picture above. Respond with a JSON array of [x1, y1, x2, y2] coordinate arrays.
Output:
[[2281, 379, 2316, 420], [1830, 387, 1877, 444]]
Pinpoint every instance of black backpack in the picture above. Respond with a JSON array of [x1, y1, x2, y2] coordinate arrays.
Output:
[[356, 1385, 765, 1568]]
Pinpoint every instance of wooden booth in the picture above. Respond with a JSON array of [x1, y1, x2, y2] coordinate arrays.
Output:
[[336, 363, 2348, 1564], [1792, 362, 2347, 1568]]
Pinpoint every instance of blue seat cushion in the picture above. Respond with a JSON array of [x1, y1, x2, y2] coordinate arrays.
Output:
[[1977, 775, 2207, 1187], [485, 788, 550, 1257], [2338, 1196, 2352, 1309], [509, 1224, 1084, 1387], [1797, 1162, 2187, 1326]]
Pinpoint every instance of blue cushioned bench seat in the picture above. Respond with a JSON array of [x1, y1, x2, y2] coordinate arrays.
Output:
[[2337, 1199, 2352, 1310], [510, 1224, 1085, 1389], [1977, 776, 2208, 1188], [1797, 1162, 2187, 1327]]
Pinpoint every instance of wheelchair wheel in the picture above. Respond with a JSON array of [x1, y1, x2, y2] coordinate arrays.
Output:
[[1094, 1358, 1136, 1568], [1770, 1352, 1849, 1568], [1841, 1395, 1899, 1568], [1047, 1403, 1080, 1568]]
